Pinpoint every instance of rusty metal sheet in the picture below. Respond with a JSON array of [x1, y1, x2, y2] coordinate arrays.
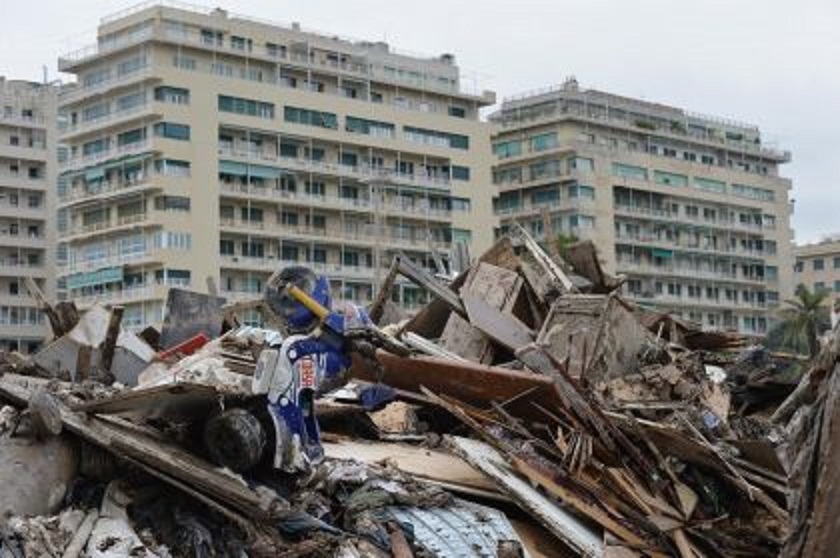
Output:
[[350, 351, 560, 416]]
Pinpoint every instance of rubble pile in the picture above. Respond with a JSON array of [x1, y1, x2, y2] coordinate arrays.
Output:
[[0, 226, 831, 557]]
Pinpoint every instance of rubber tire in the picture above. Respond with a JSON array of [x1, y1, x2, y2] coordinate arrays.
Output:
[[203, 408, 266, 473]]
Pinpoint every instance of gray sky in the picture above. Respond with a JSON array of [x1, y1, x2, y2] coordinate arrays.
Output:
[[2, 0, 836, 244]]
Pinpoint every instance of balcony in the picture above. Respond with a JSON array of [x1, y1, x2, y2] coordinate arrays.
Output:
[[627, 291, 767, 313], [220, 218, 451, 251], [59, 68, 158, 106], [1, 142, 47, 162], [73, 284, 161, 307], [60, 103, 156, 140], [494, 102, 791, 163], [61, 140, 153, 173], [64, 213, 156, 241], [614, 232, 769, 260], [616, 260, 767, 285], [0, 113, 45, 129], [58, 250, 158, 275], [59, 175, 159, 208], [0, 232, 47, 250], [0, 173, 47, 191], [218, 147, 452, 191], [220, 255, 384, 280], [613, 204, 767, 234], [219, 181, 454, 221], [0, 260, 47, 277]]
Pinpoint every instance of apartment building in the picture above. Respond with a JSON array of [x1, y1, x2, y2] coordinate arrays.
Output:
[[0, 78, 57, 353], [794, 238, 840, 300], [490, 78, 794, 335], [57, 2, 495, 330]]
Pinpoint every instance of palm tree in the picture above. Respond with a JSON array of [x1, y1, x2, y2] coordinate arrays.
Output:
[[767, 284, 831, 357]]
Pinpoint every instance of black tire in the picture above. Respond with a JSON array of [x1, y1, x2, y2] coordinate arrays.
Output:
[[203, 408, 266, 472]]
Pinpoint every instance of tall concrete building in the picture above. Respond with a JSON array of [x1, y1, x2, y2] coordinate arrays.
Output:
[[794, 238, 840, 299], [0, 78, 57, 353], [57, 2, 495, 330], [490, 78, 794, 335]]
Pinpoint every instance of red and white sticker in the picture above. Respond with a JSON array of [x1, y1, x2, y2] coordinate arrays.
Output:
[[298, 357, 316, 389]]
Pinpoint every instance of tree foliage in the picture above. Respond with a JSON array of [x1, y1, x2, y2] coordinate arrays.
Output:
[[766, 284, 831, 357]]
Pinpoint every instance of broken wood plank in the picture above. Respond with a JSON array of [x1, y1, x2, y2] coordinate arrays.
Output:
[[0, 375, 285, 521], [448, 436, 604, 557], [461, 292, 535, 352], [100, 305, 124, 373], [368, 256, 400, 324]]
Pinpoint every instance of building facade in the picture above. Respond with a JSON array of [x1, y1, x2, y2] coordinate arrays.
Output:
[[57, 2, 495, 330], [0, 78, 57, 353], [490, 79, 794, 335], [794, 239, 840, 300]]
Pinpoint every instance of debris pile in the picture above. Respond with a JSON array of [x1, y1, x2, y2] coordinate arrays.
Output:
[[0, 226, 831, 557]]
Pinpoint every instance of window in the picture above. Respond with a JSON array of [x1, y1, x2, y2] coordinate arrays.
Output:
[[570, 157, 594, 173], [117, 55, 146, 76], [241, 207, 264, 222], [312, 248, 327, 263], [448, 106, 466, 118], [451, 197, 471, 212], [154, 196, 191, 212], [83, 103, 110, 122], [83, 138, 109, 156], [280, 143, 298, 158], [117, 128, 145, 147], [452, 166, 470, 181], [815, 281, 827, 293], [732, 184, 775, 202], [654, 171, 688, 187], [153, 122, 190, 141], [230, 36, 251, 51], [834, 256, 840, 269], [345, 116, 395, 137], [266, 42, 286, 58], [201, 29, 223, 46], [493, 140, 522, 159], [218, 95, 274, 119], [612, 163, 647, 180], [532, 188, 560, 205], [156, 269, 191, 287], [814, 259, 825, 271], [220, 239, 234, 255], [154, 86, 190, 105], [701, 154, 715, 165], [117, 92, 146, 111], [155, 159, 190, 177], [530, 132, 558, 152], [172, 55, 196, 70], [281, 246, 299, 261], [568, 184, 595, 199], [341, 152, 358, 167], [284, 106, 338, 129], [530, 160, 561, 180], [694, 177, 726, 193], [241, 241, 264, 258], [305, 181, 325, 196], [404, 126, 469, 150]]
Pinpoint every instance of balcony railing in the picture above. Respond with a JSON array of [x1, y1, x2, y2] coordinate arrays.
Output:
[[61, 103, 151, 136], [59, 251, 154, 274], [61, 140, 151, 172], [219, 181, 453, 219], [218, 146, 452, 190]]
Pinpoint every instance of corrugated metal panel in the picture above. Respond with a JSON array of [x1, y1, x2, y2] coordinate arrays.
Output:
[[388, 498, 528, 558], [448, 436, 604, 558]]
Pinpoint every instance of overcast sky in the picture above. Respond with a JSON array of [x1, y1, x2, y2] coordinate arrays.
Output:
[[1, 0, 836, 244]]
